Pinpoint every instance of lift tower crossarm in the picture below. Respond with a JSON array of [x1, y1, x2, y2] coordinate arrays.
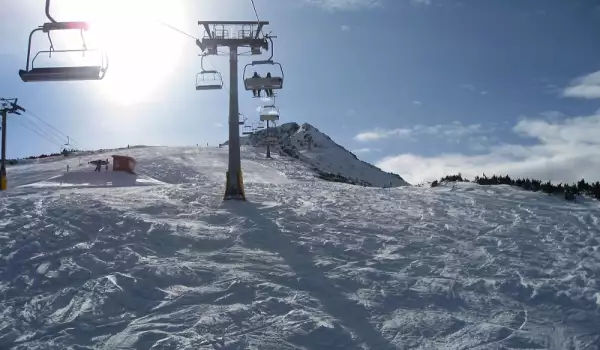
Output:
[[197, 21, 268, 39]]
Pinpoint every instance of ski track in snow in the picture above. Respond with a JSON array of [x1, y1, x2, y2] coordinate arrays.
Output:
[[0, 146, 599, 349]]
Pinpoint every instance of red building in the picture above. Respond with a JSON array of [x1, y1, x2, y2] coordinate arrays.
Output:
[[112, 155, 137, 174]]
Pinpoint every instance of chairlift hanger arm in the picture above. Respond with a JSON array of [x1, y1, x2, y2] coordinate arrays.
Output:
[[23, 28, 44, 71], [44, 0, 88, 29], [45, 0, 57, 23]]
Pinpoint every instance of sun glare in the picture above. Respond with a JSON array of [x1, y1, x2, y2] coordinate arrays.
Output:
[[84, 1, 189, 106]]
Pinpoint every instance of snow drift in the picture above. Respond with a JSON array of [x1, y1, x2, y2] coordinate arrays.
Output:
[[0, 145, 599, 349]]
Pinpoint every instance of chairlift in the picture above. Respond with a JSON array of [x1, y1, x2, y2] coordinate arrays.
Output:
[[196, 54, 223, 90], [19, 0, 109, 82], [243, 61, 284, 91], [243, 36, 284, 91], [259, 106, 280, 121], [242, 125, 253, 135], [238, 113, 247, 125], [259, 95, 280, 121], [256, 121, 265, 130]]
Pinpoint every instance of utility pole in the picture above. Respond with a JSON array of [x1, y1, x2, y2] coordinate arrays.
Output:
[[0, 98, 26, 191], [197, 21, 269, 201]]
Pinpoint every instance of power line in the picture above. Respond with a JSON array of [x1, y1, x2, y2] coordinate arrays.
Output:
[[11, 118, 64, 149], [154, 19, 199, 41], [23, 111, 68, 143], [23, 109, 83, 149], [20, 116, 65, 146]]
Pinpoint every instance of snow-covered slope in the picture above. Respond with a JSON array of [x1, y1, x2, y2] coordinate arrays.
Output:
[[230, 122, 409, 187], [1, 146, 600, 349]]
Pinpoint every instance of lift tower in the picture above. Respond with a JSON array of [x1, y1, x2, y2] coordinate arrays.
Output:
[[0, 98, 25, 190], [197, 21, 269, 201]]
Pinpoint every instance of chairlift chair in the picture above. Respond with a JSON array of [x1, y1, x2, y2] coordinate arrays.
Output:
[[196, 54, 223, 90], [19, 1, 109, 82], [243, 35, 284, 92], [238, 113, 247, 125], [259, 105, 280, 121], [242, 125, 253, 135], [196, 71, 223, 90], [256, 121, 265, 130], [243, 60, 284, 91]]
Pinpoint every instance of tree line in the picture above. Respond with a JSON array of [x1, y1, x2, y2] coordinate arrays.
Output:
[[431, 173, 600, 201]]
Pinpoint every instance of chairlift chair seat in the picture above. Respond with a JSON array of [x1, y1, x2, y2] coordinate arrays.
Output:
[[19, 66, 105, 82], [244, 77, 283, 91], [260, 114, 279, 121]]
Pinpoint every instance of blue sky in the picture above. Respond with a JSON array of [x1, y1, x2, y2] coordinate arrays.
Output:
[[2, 0, 600, 184]]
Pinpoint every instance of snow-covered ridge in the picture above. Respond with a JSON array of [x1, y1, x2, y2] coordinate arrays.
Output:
[[229, 122, 409, 187]]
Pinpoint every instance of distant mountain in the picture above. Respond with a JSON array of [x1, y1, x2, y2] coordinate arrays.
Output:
[[226, 122, 409, 187]]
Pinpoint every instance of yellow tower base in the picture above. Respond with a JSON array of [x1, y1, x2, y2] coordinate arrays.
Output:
[[224, 170, 245, 200]]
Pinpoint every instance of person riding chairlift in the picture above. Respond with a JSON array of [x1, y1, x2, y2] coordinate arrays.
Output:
[[265, 72, 274, 97], [252, 71, 261, 97]]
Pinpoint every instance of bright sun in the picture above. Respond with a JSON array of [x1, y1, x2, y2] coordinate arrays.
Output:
[[85, 0, 189, 106]]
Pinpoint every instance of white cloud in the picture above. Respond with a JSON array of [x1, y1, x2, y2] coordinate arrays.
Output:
[[563, 70, 600, 99], [303, 0, 382, 11], [414, 121, 483, 138], [340, 24, 351, 31], [411, 0, 431, 5], [354, 128, 413, 142], [376, 113, 600, 185], [412, 100, 422, 105], [352, 148, 381, 154], [461, 83, 488, 96], [354, 121, 484, 143], [214, 122, 224, 128], [460, 84, 475, 91]]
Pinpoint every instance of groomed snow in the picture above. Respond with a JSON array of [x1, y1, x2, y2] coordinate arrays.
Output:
[[0, 146, 599, 349]]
